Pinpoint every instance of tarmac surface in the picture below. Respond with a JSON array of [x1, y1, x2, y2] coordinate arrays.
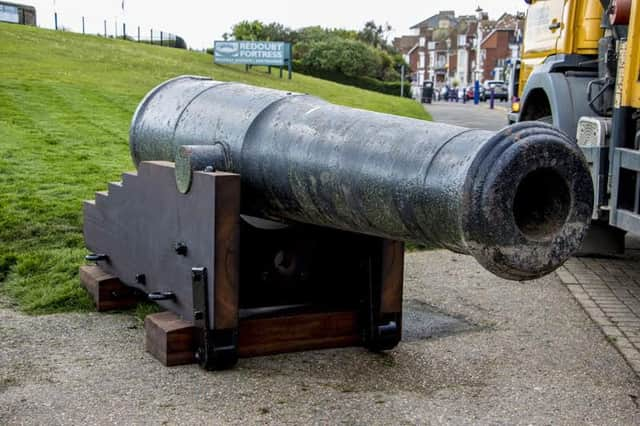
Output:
[[2, 250, 639, 425], [425, 100, 510, 131]]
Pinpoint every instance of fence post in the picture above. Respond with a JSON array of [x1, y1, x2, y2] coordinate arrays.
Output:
[[400, 64, 405, 97], [82, 16, 85, 34], [123, 23, 126, 40], [288, 43, 293, 80], [104, 19, 107, 37], [137, 26, 140, 42], [54, 12, 58, 30], [160, 31, 163, 46], [150, 29, 153, 44]]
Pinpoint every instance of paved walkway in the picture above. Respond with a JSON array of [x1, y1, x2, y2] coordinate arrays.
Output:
[[557, 257, 640, 375], [424, 100, 510, 131]]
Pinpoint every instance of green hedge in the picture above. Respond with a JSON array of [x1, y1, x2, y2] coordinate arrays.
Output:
[[292, 60, 411, 98]]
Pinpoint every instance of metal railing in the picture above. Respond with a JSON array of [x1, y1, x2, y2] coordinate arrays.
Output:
[[52, 12, 185, 49]]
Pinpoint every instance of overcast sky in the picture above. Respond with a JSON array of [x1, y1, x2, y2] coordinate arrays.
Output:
[[27, 0, 526, 49]]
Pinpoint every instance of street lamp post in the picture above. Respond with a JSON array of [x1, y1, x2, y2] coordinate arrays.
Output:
[[446, 38, 451, 83], [474, 6, 484, 105]]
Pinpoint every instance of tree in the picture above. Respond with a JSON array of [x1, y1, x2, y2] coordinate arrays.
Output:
[[229, 20, 293, 42], [357, 20, 392, 50], [225, 18, 409, 91], [261, 22, 292, 42], [231, 20, 264, 41]]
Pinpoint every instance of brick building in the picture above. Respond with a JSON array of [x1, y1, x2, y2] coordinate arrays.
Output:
[[393, 10, 520, 94], [480, 13, 521, 81]]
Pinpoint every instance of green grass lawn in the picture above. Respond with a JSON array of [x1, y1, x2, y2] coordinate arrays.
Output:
[[0, 23, 429, 314]]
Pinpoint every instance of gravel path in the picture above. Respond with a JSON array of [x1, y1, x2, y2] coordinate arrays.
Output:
[[2, 250, 639, 425]]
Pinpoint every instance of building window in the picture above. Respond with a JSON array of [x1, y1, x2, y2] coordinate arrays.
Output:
[[0, 4, 19, 23], [419, 52, 425, 69], [419, 37, 425, 47]]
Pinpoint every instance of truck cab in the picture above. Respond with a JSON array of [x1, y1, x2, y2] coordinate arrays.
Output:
[[512, 0, 604, 136]]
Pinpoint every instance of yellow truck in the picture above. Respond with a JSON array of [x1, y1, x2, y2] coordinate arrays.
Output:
[[511, 0, 640, 253]]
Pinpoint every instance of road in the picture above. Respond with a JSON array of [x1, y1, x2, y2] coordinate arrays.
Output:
[[425, 100, 510, 131]]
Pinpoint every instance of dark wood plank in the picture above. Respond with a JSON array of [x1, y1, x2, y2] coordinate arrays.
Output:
[[83, 161, 241, 325], [213, 175, 240, 330], [144, 310, 360, 366], [380, 240, 404, 314], [79, 265, 141, 311], [144, 311, 195, 366], [238, 311, 360, 357]]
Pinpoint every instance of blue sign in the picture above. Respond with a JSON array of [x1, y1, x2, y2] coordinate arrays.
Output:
[[214, 41, 291, 66]]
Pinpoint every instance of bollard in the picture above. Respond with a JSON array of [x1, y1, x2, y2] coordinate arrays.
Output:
[[474, 80, 480, 105], [490, 87, 495, 109]]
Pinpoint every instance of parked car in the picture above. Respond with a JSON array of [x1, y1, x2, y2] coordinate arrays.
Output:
[[466, 85, 485, 101], [481, 80, 508, 101]]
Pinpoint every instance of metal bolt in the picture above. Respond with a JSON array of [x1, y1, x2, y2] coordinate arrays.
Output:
[[174, 242, 188, 256], [85, 253, 108, 262], [147, 291, 176, 301]]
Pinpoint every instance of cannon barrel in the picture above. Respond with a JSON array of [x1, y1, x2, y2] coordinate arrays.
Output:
[[130, 76, 593, 280]]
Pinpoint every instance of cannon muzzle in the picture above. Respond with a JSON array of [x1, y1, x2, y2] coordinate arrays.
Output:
[[130, 76, 593, 280]]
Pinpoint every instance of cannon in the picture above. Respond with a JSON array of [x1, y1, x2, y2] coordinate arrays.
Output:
[[82, 75, 593, 369]]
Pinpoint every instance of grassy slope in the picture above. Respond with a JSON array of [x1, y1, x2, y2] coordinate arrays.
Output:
[[0, 23, 430, 314]]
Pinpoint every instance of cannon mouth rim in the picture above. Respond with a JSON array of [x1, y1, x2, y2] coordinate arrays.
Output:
[[462, 122, 594, 280]]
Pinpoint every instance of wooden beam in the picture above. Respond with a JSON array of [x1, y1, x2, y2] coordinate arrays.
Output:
[[144, 310, 360, 366], [79, 265, 142, 311]]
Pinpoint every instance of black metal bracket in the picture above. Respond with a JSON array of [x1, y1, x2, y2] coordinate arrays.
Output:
[[191, 267, 238, 370], [85, 253, 108, 262], [362, 248, 402, 352], [147, 291, 175, 301]]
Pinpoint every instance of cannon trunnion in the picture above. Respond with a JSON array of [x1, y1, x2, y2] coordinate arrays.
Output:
[[82, 76, 593, 370]]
